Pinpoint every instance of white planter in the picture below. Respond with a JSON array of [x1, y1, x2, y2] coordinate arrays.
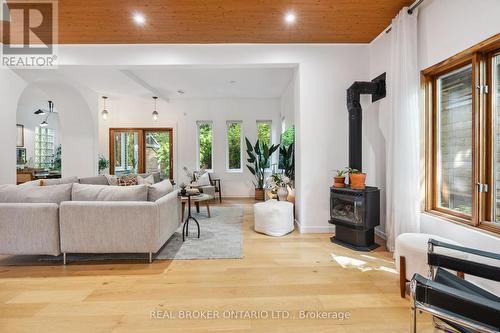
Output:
[[277, 186, 288, 201]]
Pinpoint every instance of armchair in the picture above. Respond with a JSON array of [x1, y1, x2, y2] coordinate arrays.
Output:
[[410, 239, 500, 333]]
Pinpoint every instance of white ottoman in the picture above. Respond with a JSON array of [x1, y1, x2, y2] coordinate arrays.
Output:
[[254, 199, 294, 237], [395, 233, 465, 298]]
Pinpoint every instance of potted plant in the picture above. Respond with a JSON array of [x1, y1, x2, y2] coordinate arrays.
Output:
[[333, 169, 346, 188], [245, 137, 280, 200], [98, 155, 109, 175], [347, 167, 367, 190], [266, 173, 291, 201]]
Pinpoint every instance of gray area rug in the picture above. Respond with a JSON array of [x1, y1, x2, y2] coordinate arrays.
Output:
[[39, 206, 244, 263]]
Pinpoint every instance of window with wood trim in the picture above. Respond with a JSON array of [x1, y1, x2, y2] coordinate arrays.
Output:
[[423, 34, 500, 233], [109, 128, 173, 180]]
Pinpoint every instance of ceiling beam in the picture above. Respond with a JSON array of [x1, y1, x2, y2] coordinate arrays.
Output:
[[120, 70, 170, 103]]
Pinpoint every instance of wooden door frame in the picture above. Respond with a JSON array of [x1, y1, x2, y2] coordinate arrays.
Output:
[[109, 128, 174, 180]]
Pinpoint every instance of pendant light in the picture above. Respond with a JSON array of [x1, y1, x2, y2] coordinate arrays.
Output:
[[39, 101, 53, 127], [101, 96, 109, 120], [152, 96, 159, 121]]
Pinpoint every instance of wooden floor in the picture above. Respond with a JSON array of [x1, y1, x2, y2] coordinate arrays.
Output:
[[0, 198, 435, 332]]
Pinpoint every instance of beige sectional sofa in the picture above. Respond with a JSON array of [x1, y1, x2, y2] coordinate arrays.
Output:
[[0, 173, 181, 264]]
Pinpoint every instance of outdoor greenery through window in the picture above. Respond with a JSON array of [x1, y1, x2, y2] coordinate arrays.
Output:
[[436, 65, 473, 216], [226, 121, 242, 170], [198, 122, 213, 170], [34, 127, 55, 169], [257, 121, 271, 147]]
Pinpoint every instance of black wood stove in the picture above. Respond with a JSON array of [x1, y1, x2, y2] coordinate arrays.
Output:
[[329, 73, 386, 251]]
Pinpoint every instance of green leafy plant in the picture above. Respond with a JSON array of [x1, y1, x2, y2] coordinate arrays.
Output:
[[280, 144, 294, 182], [245, 137, 280, 190], [336, 169, 345, 177], [156, 139, 171, 177], [346, 167, 361, 174], [53, 145, 62, 171], [98, 155, 109, 173]]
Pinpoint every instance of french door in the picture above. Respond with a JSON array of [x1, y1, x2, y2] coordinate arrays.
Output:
[[109, 128, 173, 180]]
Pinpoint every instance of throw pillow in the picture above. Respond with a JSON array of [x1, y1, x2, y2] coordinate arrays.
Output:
[[104, 174, 118, 186], [72, 183, 148, 201], [148, 179, 173, 202], [138, 174, 155, 185], [117, 174, 138, 186], [197, 172, 211, 187]]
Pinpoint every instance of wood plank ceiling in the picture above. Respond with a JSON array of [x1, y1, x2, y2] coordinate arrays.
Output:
[[7, 0, 414, 44]]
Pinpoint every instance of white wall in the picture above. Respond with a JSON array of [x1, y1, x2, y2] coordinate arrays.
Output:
[[418, 0, 500, 70], [98, 95, 282, 197], [0, 69, 27, 184], [368, 0, 500, 291], [280, 70, 297, 130], [1, 44, 370, 232]]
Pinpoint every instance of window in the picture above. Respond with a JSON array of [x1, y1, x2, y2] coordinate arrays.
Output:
[[226, 121, 242, 171], [423, 34, 500, 233], [34, 127, 55, 169], [197, 121, 213, 170], [109, 128, 173, 180], [257, 120, 272, 146], [279, 126, 295, 169], [257, 120, 272, 169]]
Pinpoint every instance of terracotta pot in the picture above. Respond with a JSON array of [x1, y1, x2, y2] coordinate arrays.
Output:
[[255, 188, 265, 201], [333, 176, 346, 188], [350, 173, 367, 190]]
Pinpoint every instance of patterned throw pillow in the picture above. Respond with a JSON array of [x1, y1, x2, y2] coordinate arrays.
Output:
[[117, 174, 138, 186]]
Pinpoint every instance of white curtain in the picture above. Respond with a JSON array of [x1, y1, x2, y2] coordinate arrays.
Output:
[[386, 8, 420, 252]]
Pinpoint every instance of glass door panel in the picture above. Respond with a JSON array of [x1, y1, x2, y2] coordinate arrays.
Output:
[[436, 65, 473, 216], [112, 131, 139, 176], [144, 130, 172, 180]]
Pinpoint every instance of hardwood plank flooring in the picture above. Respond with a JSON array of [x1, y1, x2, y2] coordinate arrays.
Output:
[[0, 198, 434, 332]]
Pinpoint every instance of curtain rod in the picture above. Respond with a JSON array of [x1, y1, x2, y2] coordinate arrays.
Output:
[[385, 0, 424, 34]]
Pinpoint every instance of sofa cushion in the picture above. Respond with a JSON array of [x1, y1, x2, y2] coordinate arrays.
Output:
[[72, 183, 148, 201], [40, 176, 79, 186], [104, 174, 118, 186], [79, 175, 109, 185], [148, 179, 173, 202], [0, 183, 73, 204]]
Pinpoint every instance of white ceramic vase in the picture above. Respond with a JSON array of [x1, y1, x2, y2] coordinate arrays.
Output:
[[277, 186, 288, 201]]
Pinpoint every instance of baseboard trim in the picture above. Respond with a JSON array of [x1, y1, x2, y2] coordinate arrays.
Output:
[[375, 228, 386, 240], [296, 220, 335, 234]]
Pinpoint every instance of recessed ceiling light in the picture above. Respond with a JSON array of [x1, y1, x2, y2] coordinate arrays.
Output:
[[133, 13, 146, 26], [284, 12, 296, 24]]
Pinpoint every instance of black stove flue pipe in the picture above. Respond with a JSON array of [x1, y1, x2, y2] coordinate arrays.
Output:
[[346, 73, 386, 172]]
